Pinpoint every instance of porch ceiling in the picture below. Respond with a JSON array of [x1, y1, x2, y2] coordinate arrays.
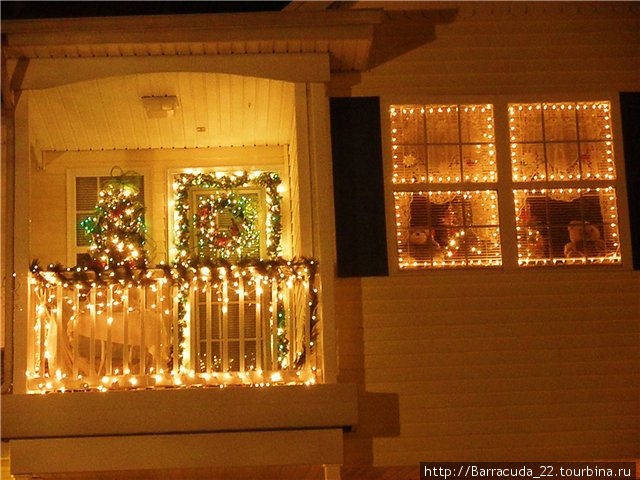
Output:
[[28, 72, 295, 152]]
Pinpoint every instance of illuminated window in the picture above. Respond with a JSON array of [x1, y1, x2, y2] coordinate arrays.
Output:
[[510, 101, 621, 266], [395, 190, 501, 268], [514, 188, 620, 265], [391, 104, 497, 184], [510, 102, 615, 182], [389, 104, 501, 269]]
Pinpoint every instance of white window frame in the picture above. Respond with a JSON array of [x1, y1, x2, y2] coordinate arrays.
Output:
[[380, 94, 634, 274], [66, 167, 151, 266]]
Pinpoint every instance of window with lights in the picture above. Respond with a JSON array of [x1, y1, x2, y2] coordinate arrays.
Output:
[[510, 101, 621, 266], [390, 104, 502, 269]]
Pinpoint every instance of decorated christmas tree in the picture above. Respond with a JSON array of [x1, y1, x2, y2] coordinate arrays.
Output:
[[81, 172, 147, 269]]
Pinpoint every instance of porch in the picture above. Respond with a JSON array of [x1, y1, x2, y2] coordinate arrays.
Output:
[[1, 10, 361, 475], [4, 63, 335, 395]]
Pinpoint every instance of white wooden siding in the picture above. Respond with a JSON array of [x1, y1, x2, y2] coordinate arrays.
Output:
[[337, 271, 639, 463], [337, 2, 640, 96], [337, 1, 640, 466]]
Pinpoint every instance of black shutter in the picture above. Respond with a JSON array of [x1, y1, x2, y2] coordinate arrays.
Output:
[[330, 97, 389, 277], [620, 92, 640, 270]]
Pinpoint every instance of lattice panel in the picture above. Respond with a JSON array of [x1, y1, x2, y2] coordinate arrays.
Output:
[[514, 187, 621, 266], [390, 104, 496, 184], [394, 190, 501, 269], [509, 101, 616, 181]]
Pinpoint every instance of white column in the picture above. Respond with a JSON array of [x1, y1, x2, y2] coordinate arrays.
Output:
[[12, 91, 31, 393], [292, 83, 315, 257], [324, 464, 342, 480], [296, 82, 339, 383]]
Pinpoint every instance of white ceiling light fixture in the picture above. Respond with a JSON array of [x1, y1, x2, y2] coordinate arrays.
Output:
[[141, 95, 180, 118]]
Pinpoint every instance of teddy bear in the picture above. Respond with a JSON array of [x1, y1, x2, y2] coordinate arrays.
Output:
[[564, 220, 606, 258], [408, 228, 443, 263]]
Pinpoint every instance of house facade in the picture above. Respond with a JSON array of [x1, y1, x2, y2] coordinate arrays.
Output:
[[1, 2, 639, 478]]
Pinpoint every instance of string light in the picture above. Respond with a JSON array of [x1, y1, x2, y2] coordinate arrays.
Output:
[[514, 187, 621, 266], [80, 177, 147, 270], [394, 190, 501, 269], [28, 258, 319, 393], [509, 101, 615, 182], [390, 104, 500, 269], [392, 101, 619, 269], [172, 171, 282, 264], [389, 104, 497, 185]]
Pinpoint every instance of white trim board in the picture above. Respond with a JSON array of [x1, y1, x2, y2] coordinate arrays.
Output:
[[10, 429, 344, 475]]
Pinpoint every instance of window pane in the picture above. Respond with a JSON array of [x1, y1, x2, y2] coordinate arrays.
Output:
[[509, 101, 616, 182], [462, 144, 496, 182], [390, 105, 425, 144], [543, 103, 577, 141], [427, 145, 460, 183], [75, 177, 98, 211], [392, 145, 426, 184], [459, 104, 494, 143], [514, 188, 621, 266], [511, 143, 546, 181], [76, 175, 145, 253], [510, 104, 543, 142], [390, 103, 496, 185], [426, 105, 459, 143], [580, 142, 616, 180], [394, 190, 501, 269], [577, 101, 612, 141], [546, 143, 579, 180]]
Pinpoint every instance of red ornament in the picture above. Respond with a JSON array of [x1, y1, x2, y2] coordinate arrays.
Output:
[[89, 259, 106, 270], [215, 237, 229, 247]]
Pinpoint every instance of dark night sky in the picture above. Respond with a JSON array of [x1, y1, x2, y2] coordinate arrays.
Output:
[[1, 1, 290, 20]]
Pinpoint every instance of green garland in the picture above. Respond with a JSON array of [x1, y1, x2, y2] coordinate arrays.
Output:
[[31, 170, 315, 372], [30, 257, 317, 288], [173, 171, 282, 264]]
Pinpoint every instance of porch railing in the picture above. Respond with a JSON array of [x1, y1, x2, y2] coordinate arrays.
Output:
[[26, 262, 318, 393]]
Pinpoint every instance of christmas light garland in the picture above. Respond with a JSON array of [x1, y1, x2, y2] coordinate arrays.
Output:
[[28, 257, 319, 392], [194, 192, 260, 260], [80, 171, 148, 269]]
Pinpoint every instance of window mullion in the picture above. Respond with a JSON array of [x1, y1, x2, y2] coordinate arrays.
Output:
[[494, 98, 519, 271]]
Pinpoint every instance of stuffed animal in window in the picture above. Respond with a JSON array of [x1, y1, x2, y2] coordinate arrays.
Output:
[[564, 220, 606, 258], [408, 228, 443, 263]]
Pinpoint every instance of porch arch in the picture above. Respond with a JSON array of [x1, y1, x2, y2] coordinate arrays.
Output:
[[10, 52, 330, 91]]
